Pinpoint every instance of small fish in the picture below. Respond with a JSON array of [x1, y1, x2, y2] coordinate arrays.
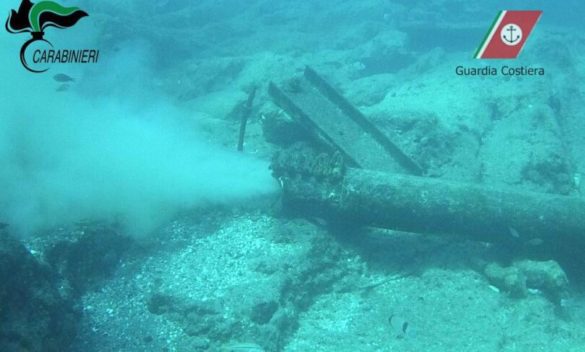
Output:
[[56, 83, 70, 92], [508, 227, 520, 239], [574, 173, 582, 193], [389, 314, 410, 338], [525, 238, 544, 247], [53, 73, 74, 82], [220, 342, 265, 352]]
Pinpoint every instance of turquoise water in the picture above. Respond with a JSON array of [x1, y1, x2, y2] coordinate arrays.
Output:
[[0, 1, 584, 351]]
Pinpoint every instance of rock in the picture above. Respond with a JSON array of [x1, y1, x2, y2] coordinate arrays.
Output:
[[45, 224, 132, 295], [484, 259, 569, 303], [0, 232, 79, 352], [250, 300, 279, 325]]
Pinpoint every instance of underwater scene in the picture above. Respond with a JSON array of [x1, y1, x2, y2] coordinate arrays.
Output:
[[1, 0, 584, 351]]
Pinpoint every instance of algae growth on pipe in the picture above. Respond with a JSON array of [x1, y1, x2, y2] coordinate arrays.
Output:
[[278, 166, 585, 246]]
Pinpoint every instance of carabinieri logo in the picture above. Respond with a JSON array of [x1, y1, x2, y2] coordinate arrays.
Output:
[[5, 0, 98, 73]]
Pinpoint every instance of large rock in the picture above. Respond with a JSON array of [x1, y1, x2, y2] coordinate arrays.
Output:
[[0, 231, 79, 352]]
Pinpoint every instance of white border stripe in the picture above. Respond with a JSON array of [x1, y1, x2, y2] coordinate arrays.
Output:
[[476, 10, 507, 59]]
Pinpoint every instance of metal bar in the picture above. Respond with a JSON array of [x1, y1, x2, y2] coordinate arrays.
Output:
[[268, 68, 421, 175], [268, 81, 361, 167], [237, 86, 257, 152], [303, 67, 423, 175]]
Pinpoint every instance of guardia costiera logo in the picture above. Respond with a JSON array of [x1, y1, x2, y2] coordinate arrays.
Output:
[[6, 0, 99, 73]]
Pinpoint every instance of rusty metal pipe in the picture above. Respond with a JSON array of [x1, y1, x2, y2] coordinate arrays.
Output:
[[281, 168, 585, 246]]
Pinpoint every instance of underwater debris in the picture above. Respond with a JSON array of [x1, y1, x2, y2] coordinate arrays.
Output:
[[273, 163, 585, 247], [237, 86, 257, 152], [269, 66, 422, 175]]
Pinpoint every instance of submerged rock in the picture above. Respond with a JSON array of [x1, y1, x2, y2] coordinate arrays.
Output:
[[484, 259, 569, 303], [46, 224, 133, 295], [0, 231, 79, 352]]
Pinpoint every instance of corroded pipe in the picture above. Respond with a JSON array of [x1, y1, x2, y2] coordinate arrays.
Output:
[[280, 167, 585, 246]]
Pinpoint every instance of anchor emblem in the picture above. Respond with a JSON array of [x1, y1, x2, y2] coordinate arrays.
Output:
[[500, 23, 523, 46]]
